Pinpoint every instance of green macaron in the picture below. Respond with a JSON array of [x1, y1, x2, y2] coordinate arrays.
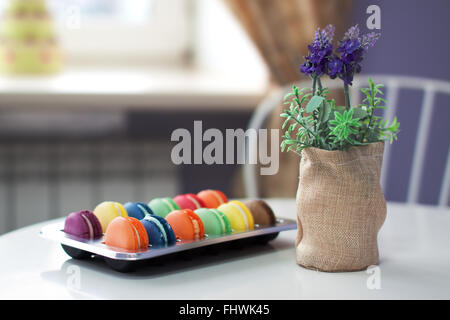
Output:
[[194, 208, 232, 236], [148, 197, 180, 218]]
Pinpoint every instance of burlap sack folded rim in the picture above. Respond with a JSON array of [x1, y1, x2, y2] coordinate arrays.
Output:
[[300, 141, 385, 164], [295, 141, 386, 272]]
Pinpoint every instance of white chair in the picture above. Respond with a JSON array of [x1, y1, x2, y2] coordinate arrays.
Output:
[[244, 75, 450, 207]]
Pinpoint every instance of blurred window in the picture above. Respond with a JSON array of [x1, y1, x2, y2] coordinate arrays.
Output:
[[50, 0, 156, 26], [43, 0, 192, 66]]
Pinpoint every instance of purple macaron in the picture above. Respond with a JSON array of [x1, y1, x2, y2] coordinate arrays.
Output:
[[64, 210, 103, 240]]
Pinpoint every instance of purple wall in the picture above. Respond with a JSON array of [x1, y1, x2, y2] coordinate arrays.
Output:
[[350, 0, 450, 204]]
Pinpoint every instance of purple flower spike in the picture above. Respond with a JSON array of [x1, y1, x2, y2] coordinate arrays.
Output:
[[299, 24, 380, 87], [335, 25, 380, 85], [361, 32, 381, 50], [342, 24, 360, 41], [300, 25, 334, 77], [328, 56, 343, 79], [322, 24, 335, 43], [339, 39, 360, 55]]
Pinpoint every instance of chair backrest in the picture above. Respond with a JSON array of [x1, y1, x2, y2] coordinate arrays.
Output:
[[244, 74, 450, 207]]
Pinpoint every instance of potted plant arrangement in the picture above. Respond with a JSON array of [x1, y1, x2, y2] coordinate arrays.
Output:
[[280, 25, 400, 272]]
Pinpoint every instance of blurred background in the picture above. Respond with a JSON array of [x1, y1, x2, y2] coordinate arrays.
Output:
[[0, 0, 449, 235]]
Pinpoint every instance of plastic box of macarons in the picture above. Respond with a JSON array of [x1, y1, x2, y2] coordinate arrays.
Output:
[[42, 189, 296, 270]]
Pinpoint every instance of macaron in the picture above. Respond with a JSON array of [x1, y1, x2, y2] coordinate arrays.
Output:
[[243, 200, 276, 226], [140, 215, 176, 248], [197, 189, 228, 208], [64, 210, 102, 240], [194, 208, 232, 236], [105, 217, 149, 251], [218, 200, 254, 233], [165, 209, 205, 240], [148, 197, 180, 218], [93, 201, 128, 233], [173, 194, 205, 211], [124, 202, 154, 220]]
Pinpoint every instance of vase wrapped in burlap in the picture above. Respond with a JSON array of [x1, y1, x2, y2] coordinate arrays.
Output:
[[295, 141, 386, 272]]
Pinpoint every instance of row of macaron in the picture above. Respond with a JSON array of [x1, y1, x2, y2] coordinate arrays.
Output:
[[63, 190, 276, 251]]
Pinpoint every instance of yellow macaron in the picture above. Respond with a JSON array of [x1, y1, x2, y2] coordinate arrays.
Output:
[[218, 200, 254, 233], [93, 201, 128, 233]]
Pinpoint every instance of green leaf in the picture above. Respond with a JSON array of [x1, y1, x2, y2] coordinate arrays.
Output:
[[348, 127, 359, 135], [375, 88, 384, 95], [318, 100, 332, 123], [327, 99, 335, 109], [360, 88, 370, 97], [332, 106, 346, 115], [344, 109, 354, 121], [351, 107, 368, 119], [333, 111, 344, 122], [328, 119, 339, 126], [368, 78, 375, 90], [349, 119, 362, 127], [283, 92, 294, 101], [306, 96, 325, 113]]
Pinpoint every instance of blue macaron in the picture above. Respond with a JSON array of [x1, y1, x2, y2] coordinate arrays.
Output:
[[140, 215, 176, 248], [124, 202, 154, 220]]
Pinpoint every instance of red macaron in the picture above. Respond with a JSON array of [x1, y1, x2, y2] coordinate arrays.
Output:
[[173, 193, 205, 211]]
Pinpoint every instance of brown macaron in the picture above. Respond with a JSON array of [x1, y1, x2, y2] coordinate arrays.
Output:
[[243, 200, 276, 226]]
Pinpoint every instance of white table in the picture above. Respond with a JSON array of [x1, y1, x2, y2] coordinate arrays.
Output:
[[1, 200, 449, 300]]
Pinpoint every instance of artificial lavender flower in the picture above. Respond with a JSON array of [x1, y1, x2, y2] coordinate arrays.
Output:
[[300, 25, 335, 77], [322, 24, 335, 42], [337, 41, 363, 84], [336, 25, 380, 85], [340, 39, 360, 56], [327, 55, 343, 79], [361, 32, 381, 50], [299, 24, 380, 87], [342, 24, 360, 41]]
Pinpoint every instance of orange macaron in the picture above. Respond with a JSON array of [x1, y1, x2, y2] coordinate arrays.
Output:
[[165, 209, 205, 240], [197, 189, 228, 208], [105, 217, 149, 251]]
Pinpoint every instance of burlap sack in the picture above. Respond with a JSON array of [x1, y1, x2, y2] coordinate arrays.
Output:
[[295, 141, 386, 272]]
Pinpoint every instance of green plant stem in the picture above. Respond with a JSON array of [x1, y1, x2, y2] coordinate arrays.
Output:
[[310, 75, 320, 137], [361, 83, 376, 142], [362, 107, 375, 142], [315, 77, 325, 146], [294, 90, 300, 106], [286, 110, 316, 141], [312, 76, 317, 96], [344, 83, 351, 110]]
